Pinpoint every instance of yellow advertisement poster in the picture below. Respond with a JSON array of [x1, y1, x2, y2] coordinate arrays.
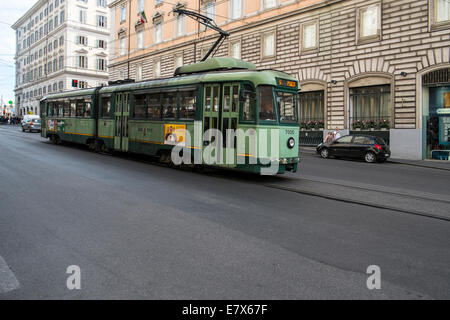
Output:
[[444, 92, 450, 108], [164, 124, 186, 146]]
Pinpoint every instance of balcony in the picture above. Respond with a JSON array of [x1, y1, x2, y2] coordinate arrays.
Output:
[[350, 116, 391, 131], [299, 118, 325, 146], [350, 116, 391, 145]]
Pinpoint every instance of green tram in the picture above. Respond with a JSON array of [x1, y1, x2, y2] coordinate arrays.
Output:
[[40, 58, 300, 174]]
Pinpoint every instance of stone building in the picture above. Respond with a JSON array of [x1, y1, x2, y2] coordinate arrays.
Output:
[[12, 0, 112, 117], [108, 0, 450, 160]]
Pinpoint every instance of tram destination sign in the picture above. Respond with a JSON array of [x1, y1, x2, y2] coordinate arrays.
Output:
[[276, 78, 298, 90]]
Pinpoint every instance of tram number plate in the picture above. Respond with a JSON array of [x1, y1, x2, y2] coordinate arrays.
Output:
[[285, 129, 295, 135]]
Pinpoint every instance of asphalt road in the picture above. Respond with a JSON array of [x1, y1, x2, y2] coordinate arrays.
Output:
[[0, 125, 449, 299]]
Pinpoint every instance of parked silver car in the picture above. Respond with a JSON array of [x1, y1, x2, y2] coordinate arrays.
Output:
[[22, 119, 41, 133]]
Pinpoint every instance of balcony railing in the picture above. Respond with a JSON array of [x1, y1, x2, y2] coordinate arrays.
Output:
[[300, 119, 325, 130], [350, 116, 391, 130]]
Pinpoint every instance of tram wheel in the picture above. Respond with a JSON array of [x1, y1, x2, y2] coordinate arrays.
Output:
[[99, 142, 110, 154], [50, 135, 59, 145], [88, 140, 96, 151], [159, 151, 172, 165]]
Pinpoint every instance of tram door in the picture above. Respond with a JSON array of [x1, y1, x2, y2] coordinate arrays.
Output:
[[40, 101, 47, 138], [203, 85, 220, 164], [114, 92, 130, 152], [221, 84, 239, 167]]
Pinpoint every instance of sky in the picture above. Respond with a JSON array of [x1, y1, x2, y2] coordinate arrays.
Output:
[[0, 0, 37, 105]]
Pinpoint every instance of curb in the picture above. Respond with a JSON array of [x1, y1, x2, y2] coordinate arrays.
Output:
[[299, 148, 450, 171], [388, 159, 450, 172]]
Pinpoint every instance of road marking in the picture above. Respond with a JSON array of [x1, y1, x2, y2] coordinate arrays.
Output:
[[0, 256, 20, 293]]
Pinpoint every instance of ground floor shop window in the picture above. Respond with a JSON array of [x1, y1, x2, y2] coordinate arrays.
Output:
[[350, 85, 390, 130], [426, 85, 450, 160]]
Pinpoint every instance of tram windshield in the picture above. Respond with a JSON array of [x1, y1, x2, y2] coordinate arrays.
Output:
[[258, 86, 276, 121]]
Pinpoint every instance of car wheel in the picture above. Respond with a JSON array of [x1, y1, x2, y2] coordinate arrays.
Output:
[[320, 148, 330, 159], [364, 152, 376, 163], [22, 127, 25, 132]]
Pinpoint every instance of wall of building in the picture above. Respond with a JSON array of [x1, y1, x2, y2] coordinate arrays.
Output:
[[13, 0, 111, 116]]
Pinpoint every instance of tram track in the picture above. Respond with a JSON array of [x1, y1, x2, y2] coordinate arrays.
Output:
[[262, 183, 450, 223], [104, 149, 450, 223]]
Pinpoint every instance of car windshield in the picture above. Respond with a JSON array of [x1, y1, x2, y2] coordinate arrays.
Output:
[[276, 92, 298, 123]]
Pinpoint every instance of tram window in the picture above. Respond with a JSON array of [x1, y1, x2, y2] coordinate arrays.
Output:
[[101, 95, 112, 118], [205, 87, 212, 111], [133, 94, 146, 119], [70, 101, 76, 117], [242, 85, 256, 121], [63, 100, 70, 117], [76, 100, 84, 117], [276, 92, 298, 123], [147, 93, 161, 120], [84, 100, 92, 118], [204, 117, 210, 132], [223, 118, 229, 147], [224, 87, 231, 112], [49, 102, 56, 116], [259, 86, 276, 121], [179, 90, 197, 120], [58, 102, 64, 117], [213, 87, 219, 112], [232, 85, 239, 112], [48, 103, 53, 116], [52, 102, 59, 116], [162, 92, 176, 119]]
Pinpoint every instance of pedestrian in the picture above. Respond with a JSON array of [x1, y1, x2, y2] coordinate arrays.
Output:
[[325, 131, 334, 143], [333, 127, 341, 140]]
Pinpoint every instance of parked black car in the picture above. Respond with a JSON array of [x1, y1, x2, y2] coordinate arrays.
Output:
[[316, 135, 391, 163]]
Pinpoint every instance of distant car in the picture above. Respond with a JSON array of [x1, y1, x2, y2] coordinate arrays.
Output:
[[21, 115, 40, 126], [22, 119, 41, 133], [316, 135, 391, 163]]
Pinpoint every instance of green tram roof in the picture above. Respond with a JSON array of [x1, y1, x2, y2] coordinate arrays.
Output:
[[42, 88, 96, 101], [174, 57, 257, 75]]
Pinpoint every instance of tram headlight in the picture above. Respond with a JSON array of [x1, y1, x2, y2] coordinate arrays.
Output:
[[287, 137, 295, 149]]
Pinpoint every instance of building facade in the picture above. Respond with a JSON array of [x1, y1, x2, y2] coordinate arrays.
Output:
[[12, 0, 112, 117], [108, 0, 450, 160]]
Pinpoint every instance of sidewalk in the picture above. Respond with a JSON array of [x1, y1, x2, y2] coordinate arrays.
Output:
[[299, 146, 450, 171]]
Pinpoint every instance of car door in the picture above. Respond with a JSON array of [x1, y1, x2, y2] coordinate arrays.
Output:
[[350, 136, 370, 158], [330, 135, 353, 156]]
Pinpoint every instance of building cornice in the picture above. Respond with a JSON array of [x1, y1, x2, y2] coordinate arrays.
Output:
[[109, 0, 128, 9], [11, 0, 49, 30]]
